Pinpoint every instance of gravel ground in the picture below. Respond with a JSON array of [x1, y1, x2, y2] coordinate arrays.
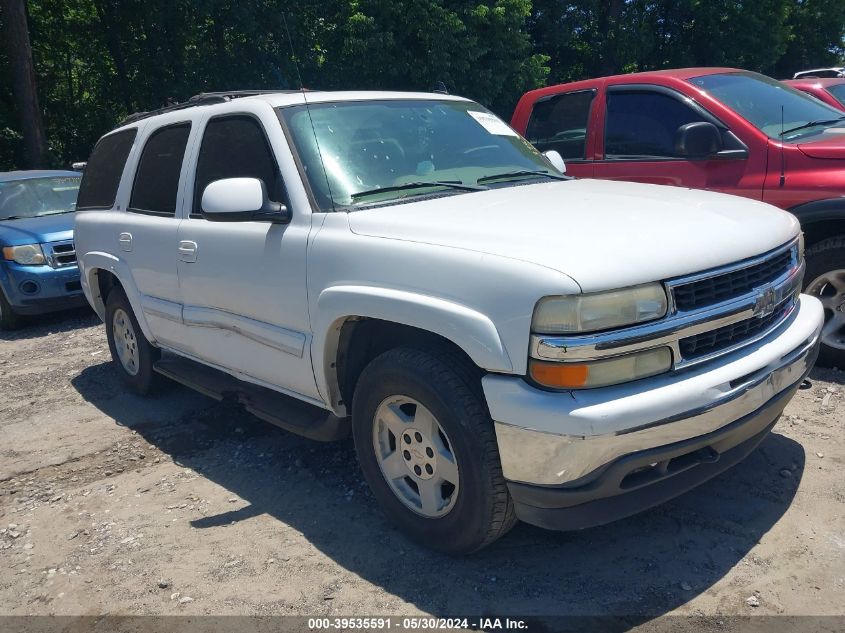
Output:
[[0, 308, 843, 624]]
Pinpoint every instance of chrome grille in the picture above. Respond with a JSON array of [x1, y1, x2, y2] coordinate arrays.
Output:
[[44, 240, 77, 268], [679, 299, 793, 360], [672, 248, 794, 312]]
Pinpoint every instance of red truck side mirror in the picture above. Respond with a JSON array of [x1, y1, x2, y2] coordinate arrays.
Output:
[[675, 122, 723, 158]]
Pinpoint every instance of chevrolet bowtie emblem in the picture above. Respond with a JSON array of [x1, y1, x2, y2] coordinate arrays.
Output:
[[753, 286, 777, 318]]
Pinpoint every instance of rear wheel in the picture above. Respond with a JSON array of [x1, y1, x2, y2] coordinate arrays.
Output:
[[351, 347, 516, 554], [804, 236, 845, 367], [105, 287, 161, 394], [0, 290, 21, 330]]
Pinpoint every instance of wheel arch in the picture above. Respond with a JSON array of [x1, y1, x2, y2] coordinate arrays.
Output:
[[81, 253, 156, 343], [789, 198, 845, 248], [312, 285, 512, 416]]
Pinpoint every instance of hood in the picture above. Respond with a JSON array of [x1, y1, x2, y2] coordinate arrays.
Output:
[[796, 128, 845, 159], [348, 179, 799, 292], [0, 213, 75, 246]]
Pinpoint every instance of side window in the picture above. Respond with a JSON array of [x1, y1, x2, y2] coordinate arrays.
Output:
[[605, 91, 706, 159], [193, 115, 284, 217], [76, 129, 137, 210], [525, 91, 595, 160], [129, 123, 191, 216]]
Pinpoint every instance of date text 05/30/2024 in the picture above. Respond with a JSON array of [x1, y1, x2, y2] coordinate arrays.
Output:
[[308, 617, 529, 630]]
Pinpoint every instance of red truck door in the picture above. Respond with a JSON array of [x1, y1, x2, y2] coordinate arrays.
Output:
[[591, 85, 763, 200], [520, 88, 597, 178]]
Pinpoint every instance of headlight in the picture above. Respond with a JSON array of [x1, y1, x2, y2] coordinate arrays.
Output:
[[2, 244, 46, 266], [529, 347, 673, 389], [532, 283, 668, 334]]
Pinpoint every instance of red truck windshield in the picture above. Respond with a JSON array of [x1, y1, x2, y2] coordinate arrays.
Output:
[[690, 71, 845, 141]]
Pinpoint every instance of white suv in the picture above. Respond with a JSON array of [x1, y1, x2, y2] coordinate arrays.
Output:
[[74, 90, 824, 553]]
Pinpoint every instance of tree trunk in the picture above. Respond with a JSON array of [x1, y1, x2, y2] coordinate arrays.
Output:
[[1, 0, 49, 168]]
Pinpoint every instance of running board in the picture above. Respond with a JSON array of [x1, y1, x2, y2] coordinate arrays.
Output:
[[153, 354, 348, 442]]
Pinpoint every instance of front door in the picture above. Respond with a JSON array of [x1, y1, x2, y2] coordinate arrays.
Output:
[[175, 110, 318, 401], [592, 87, 762, 200]]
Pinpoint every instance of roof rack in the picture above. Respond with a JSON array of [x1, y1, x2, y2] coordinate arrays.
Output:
[[117, 89, 303, 127]]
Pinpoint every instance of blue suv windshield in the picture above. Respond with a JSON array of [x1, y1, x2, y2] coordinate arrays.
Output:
[[690, 71, 845, 141], [280, 99, 558, 210], [0, 176, 81, 220]]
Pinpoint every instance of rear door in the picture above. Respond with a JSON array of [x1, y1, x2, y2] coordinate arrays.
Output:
[[118, 121, 193, 347], [522, 89, 597, 178], [175, 107, 318, 401], [592, 86, 761, 199]]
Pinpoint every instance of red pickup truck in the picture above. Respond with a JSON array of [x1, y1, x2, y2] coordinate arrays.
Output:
[[512, 67, 845, 366]]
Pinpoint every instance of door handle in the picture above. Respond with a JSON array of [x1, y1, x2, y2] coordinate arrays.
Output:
[[178, 240, 198, 263], [118, 232, 132, 252]]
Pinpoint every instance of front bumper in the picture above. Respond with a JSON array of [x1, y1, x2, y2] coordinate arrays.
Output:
[[483, 294, 823, 530], [0, 260, 86, 315]]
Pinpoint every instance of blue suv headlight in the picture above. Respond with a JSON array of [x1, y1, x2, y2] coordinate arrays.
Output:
[[2, 244, 47, 265]]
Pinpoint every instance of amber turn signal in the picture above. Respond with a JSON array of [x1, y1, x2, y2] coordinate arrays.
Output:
[[529, 347, 673, 389], [529, 361, 589, 388]]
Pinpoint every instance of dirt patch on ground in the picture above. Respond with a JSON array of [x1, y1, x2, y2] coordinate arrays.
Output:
[[1, 309, 843, 622]]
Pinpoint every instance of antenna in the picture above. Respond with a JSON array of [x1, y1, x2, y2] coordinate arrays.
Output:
[[282, 13, 337, 212], [780, 105, 786, 187]]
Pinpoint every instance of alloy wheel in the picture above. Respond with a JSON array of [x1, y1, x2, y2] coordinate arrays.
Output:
[[372, 395, 460, 518], [112, 308, 140, 375], [806, 269, 845, 351]]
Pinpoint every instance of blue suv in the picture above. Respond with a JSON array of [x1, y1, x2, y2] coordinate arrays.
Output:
[[0, 170, 88, 329]]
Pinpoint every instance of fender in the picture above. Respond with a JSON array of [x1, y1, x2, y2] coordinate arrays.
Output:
[[312, 285, 513, 414], [80, 251, 159, 344]]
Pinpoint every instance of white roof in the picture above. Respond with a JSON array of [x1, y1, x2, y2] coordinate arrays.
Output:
[[257, 90, 471, 107], [106, 90, 473, 136]]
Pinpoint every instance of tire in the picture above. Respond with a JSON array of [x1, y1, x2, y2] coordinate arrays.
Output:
[[351, 347, 517, 554], [105, 287, 162, 394], [804, 235, 845, 368], [0, 289, 21, 330]]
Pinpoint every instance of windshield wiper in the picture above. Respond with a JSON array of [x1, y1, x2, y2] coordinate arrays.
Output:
[[476, 170, 568, 184], [0, 215, 25, 221], [351, 180, 486, 201], [780, 116, 845, 137], [35, 210, 74, 217]]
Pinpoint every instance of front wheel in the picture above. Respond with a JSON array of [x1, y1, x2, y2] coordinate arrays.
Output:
[[351, 347, 516, 554], [105, 287, 161, 394], [804, 236, 845, 367]]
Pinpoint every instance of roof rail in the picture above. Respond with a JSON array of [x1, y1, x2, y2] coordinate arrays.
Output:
[[117, 89, 304, 127]]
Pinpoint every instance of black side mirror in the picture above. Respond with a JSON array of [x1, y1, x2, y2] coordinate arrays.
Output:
[[675, 122, 723, 158]]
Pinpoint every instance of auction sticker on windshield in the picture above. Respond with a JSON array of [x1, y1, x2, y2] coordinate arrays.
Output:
[[467, 110, 519, 136]]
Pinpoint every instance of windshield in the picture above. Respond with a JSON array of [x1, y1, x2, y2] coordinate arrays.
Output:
[[826, 83, 845, 108], [0, 176, 81, 221], [689, 71, 845, 141], [280, 99, 559, 210]]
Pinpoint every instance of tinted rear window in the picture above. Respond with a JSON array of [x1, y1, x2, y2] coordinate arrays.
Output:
[[525, 90, 594, 159], [129, 123, 191, 216], [76, 129, 137, 210]]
